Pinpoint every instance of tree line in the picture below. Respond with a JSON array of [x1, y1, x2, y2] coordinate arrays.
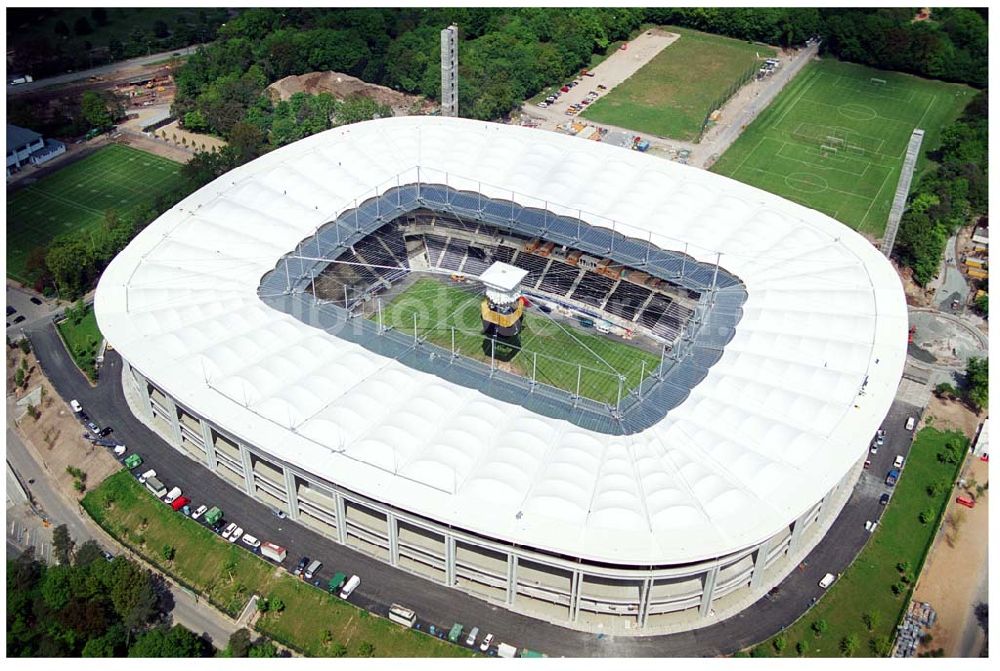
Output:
[[169, 7, 986, 138], [895, 90, 988, 286]]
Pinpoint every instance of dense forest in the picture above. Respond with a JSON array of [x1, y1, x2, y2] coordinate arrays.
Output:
[[895, 91, 988, 286], [6, 534, 212, 657]]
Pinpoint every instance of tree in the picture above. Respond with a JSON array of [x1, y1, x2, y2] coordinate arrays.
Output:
[[840, 633, 860, 656], [270, 597, 285, 613], [795, 640, 806, 656], [128, 625, 211, 657], [863, 610, 880, 631], [871, 634, 893, 656], [965, 357, 988, 411], [81, 91, 114, 130], [52, 524, 74, 565], [331, 642, 348, 657], [357, 640, 375, 657], [227, 628, 253, 657], [812, 619, 828, 636], [935, 382, 957, 399], [15, 367, 25, 388], [919, 506, 937, 524], [249, 640, 278, 657], [161, 544, 176, 561], [19, 338, 31, 355], [772, 634, 787, 652], [153, 20, 170, 39], [74, 16, 93, 36], [74, 540, 105, 567], [110, 561, 159, 635], [974, 292, 988, 317]]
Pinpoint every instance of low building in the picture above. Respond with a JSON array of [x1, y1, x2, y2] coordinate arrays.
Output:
[[6, 124, 66, 177]]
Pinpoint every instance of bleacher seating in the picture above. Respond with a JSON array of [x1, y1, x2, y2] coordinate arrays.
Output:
[[372, 226, 409, 267], [494, 245, 515, 264], [440, 238, 468, 271], [605, 280, 651, 321], [462, 246, 492, 276], [538, 259, 580, 296], [354, 235, 403, 280], [424, 234, 448, 267], [571, 272, 615, 308], [509, 251, 548, 287]]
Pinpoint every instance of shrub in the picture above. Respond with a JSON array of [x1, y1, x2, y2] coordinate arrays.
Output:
[[357, 641, 375, 657], [19, 339, 31, 355], [840, 634, 859, 656], [871, 635, 893, 656], [73, 480, 86, 492], [257, 597, 270, 613], [162, 544, 176, 561], [14, 368, 24, 388], [772, 634, 787, 653], [919, 507, 936, 524], [270, 597, 285, 613], [862, 610, 880, 631], [811, 619, 828, 636], [331, 643, 347, 657], [795, 641, 806, 656]]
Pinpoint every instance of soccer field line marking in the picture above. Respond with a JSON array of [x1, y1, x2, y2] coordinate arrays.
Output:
[[775, 142, 873, 179], [913, 92, 938, 133], [857, 162, 896, 233], [729, 137, 769, 180], [748, 165, 875, 202], [773, 67, 820, 127], [18, 185, 105, 217]]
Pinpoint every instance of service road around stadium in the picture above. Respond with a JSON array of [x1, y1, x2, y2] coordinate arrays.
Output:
[[95, 116, 907, 635]]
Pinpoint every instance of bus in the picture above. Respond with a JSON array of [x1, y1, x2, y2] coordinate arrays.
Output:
[[388, 603, 416, 628]]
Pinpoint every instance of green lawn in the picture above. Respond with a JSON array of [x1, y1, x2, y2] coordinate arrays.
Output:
[[83, 471, 472, 657], [749, 428, 968, 658], [6, 144, 185, 283], [56, 303, 102, 381], [581, 26, 775, 141], [378, 277, 660, 405], [711, 59, 973, 236]]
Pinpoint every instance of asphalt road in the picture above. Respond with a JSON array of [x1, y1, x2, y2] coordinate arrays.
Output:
[[6, 400, 236, 648], [6, 45, 201, 96], [27, 319, 920, 656]]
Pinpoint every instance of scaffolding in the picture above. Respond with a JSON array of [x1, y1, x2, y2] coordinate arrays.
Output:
[[881, 129, 924, 258]]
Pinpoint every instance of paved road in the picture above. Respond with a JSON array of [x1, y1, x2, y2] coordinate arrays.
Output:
[[25, 319, 922, 656], [6, 408, 236, 648], [7, 45, 201, 96]]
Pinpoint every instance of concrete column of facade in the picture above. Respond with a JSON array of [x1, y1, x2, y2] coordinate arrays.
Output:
[[283, 467, 300, 520], [132, 367, 154, 420], [638, 577, 652, 628], [570, 570, 583, 622], [750, 535, 776, 589], [788, 505, 817, 556], [444, 535, 456, 586], [699, 565, 719, 618], [161, 393, 183, 446], [387, 513, 399, 567], [198, 419, 218, 470], [238, 444, 255, 497], [334, 493, 347, 544], [505, 554, 518, 605]]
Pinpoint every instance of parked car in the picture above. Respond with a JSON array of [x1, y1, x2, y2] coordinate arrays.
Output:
[[30, 297, 43, 306], [537, 101, 548, 108], [304, 559, 323, 580], [163, 487, 182, 504], [466, 626, 480, 646], [211, 518, 227, 533], [271, 508, 286, 519], [869, 442, 878, 455], [12, 315, 25, 324], [293, 556, 310, 576], [221, 522, 237, 539], [863, 459, 871, 470], [70, 399, 83, 413], [905, 417, 916, 431], [241, 534, 261, 549], [6, 306, 15, 317], [479, 633, 495, 652], [818, 573, 836, 589], [138, 469, 156, 484], [228, 527, 244, 543], [101, 550, 114, 562], [86, 421, 100, 435], [171, 496, 191, 512], [191, 504, 208, 520], [99, 426, 113, 437], [893, 455, 904, 469], [879, 493, 891, 505]]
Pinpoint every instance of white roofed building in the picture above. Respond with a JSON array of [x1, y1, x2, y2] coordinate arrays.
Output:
[[96, 116, 906, 634]]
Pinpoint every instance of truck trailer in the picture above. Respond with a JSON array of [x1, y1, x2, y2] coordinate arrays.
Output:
[[260, 542, 287, 563]]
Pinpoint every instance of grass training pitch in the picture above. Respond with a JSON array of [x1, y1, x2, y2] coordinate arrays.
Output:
[[582, 26, 775, 142], [711, 59, 973, 236], [376, 277, 661, 405], [6, 144, 185, 283]]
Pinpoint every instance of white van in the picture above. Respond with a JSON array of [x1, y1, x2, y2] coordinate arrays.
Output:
[[819, 573, 836, 589], [339, 574, 361, 599], [163, 487, 182, 504], [304, 559, 322, 580], [465, 626, 479, 646], [905, 417, 916, 431]]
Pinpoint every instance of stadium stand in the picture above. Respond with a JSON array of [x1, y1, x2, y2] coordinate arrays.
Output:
[[538, 258, 581, 296], [572, 271, 616, 308], [605, 280, 652, 321]]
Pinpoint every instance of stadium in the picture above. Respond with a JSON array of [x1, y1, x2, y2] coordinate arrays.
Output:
[[95, 116, 907, 634]]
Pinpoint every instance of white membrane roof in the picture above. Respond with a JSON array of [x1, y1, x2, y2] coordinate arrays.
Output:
[[95, 117, 907, 565]]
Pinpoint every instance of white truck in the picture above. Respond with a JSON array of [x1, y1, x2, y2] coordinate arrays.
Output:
[[144, 476, 167, 498], [260, 542, 286, 563]]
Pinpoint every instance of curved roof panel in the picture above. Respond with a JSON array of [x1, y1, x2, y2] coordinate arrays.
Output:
[[95, 116, 906, 565]]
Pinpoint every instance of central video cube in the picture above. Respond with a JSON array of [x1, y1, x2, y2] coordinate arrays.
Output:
[[479, 261, 528, 360]]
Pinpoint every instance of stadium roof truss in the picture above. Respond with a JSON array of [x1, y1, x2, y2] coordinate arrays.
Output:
[[96, 117, 907, 565], [260, 180, 747, 435]]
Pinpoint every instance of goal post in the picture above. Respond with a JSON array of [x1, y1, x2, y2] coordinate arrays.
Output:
[[870, 77, 886, 86]]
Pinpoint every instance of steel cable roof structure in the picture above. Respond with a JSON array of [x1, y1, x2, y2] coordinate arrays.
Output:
[[96, 116, 907, 632]]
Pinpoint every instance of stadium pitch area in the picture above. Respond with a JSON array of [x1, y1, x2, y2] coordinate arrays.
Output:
[[582, 26, 775, 142], [375, 277, 661, 406], [6, 144, 185, 283], [711, 59, 973, 236]]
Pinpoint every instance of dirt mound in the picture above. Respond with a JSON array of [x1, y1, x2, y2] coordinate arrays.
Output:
[[266, 71, 432, 116]]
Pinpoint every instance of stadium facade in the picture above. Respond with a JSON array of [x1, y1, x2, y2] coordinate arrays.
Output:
[[95, 116, 907, 634]]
